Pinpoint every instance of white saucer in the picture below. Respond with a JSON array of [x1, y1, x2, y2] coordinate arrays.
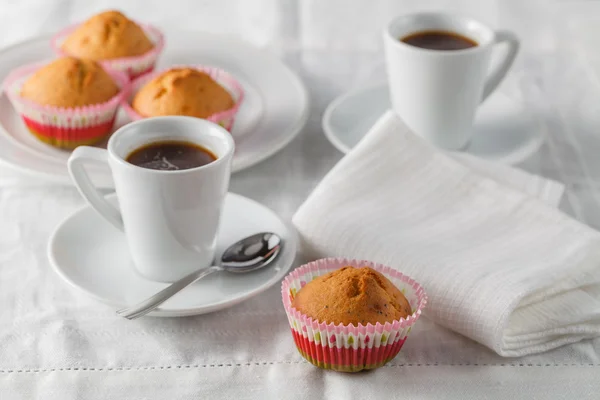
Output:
[[323, 84, 544, 165], [0, 30, 309, 187], [47, 193, 297, 317]]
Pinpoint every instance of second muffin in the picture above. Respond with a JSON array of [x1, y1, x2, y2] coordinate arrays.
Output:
[[133, 68, 234, 118], [122, 66, 244, 131]]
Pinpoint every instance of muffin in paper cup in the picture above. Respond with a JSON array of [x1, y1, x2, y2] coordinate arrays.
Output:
[[2, 62, 129, 150], [51, 23, 165, 80], [282, 258, 427, 372], [121, 65, 244, 131]]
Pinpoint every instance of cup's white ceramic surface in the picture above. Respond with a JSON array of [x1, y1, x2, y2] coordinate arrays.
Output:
[[384, 12, 520, 150], [68, 116, 234, 282]]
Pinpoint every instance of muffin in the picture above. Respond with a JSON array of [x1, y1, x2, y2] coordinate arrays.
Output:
[[21, 57, 119, 107], [282, 258, 427, 372], [52, 10, 164, 79], [122, 66, 244, 131], [292, 266, 412, 326], [132, 68, 234, 118], [3, 57, 128, 149]]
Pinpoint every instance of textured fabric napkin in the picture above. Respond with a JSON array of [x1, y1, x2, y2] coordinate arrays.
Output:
[[293, 110, 600, 357]]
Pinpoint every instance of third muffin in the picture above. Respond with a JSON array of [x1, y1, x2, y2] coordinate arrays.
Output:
[[53, 10, 164, 79]]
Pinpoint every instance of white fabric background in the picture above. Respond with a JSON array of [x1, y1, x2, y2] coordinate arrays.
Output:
[[293, 111, 600, 357], [2, 0, 600, 398]]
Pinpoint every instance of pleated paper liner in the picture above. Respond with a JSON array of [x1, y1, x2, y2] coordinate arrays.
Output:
[[51, 23, 165, 80], [282, 258, 427, 372], [120, 65, 244, 131], [2, 61, 130, 150]]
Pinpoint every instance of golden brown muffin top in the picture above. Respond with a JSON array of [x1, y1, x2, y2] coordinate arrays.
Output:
[[61, 10, 154, 60], [292, 266, 411, 326], [21, 57, 119, 108], [132, 68, 235, 118]]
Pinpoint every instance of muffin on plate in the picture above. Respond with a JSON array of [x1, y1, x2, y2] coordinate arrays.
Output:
[[21, 57, 120, 107], [282, 258, 427, 372], [121, 66, 244, 131], [3, 57, 128, 149], [52, 10, 164, 79]]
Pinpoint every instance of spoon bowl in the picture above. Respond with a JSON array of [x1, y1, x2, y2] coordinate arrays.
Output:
[[221, 232, 281, 272]]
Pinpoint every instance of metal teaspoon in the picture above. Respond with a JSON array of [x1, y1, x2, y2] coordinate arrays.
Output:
[[116, 232, 282, 320]]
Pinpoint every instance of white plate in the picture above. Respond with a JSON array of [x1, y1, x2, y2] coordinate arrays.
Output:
[[323, 84, 544, 165], [0, 30, 309, 187], [47, 193, 297, 317]]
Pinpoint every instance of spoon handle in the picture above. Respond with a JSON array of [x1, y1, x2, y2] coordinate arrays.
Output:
[[116, 266, 223, 320]]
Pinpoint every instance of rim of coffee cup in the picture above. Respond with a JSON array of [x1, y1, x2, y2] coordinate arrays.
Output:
[[107, 116, 235, 174], [384, 12, 496, 54]]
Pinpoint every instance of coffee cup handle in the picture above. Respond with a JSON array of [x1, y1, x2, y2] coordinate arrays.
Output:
[[481, 30, 520, 101], [68, 146, 124, 231]]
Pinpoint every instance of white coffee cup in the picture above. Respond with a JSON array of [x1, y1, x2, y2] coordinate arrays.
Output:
[[68, 116, 234, 282], [383, 12, 520, 150]]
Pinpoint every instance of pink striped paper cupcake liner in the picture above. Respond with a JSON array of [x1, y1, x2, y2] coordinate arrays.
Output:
[[51, 23, 165, 80], [2, 61, 129, 150], [120, 65, 244, 131], [282, 258, 427, 372]]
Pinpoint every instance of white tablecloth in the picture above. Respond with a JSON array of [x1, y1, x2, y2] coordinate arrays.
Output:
[[2, 1, 600, 398]]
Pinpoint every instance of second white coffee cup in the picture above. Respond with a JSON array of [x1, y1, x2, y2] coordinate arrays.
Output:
[[384, 12, 519, 150], [68, 116, 234, 283]]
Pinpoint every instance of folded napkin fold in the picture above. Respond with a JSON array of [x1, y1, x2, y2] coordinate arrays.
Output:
[[293, 110, 600, 357]]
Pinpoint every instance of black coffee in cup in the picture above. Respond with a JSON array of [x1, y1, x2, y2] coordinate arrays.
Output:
[[126, 141, 217, 171], [400, 31, 477, 50]]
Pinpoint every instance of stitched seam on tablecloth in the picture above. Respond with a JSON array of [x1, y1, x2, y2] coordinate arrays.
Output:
[[1, 363, 600, 373]]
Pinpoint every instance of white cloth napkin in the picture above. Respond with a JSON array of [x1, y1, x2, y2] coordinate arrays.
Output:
[[293, 110, 600, 357]]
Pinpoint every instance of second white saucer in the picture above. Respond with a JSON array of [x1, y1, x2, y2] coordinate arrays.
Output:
[[47, 193, 297, 317], [323, 84, 544, 165]]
